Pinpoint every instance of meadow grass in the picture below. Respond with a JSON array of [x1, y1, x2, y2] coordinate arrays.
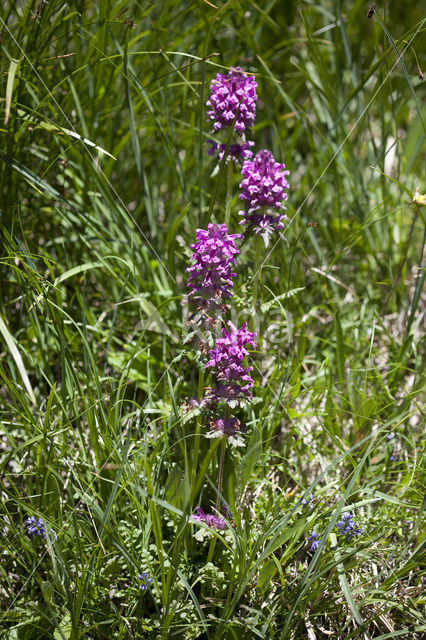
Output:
[[0, 1, 425, 638]]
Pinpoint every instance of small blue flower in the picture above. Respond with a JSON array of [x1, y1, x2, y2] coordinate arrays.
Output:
[[307, 531, 321, 552], [25, 516, 46, 539], [138, 572, 153, 591], [390, 455, 395, 462], [301, 493, 314, 507], [387, 433, 394, 441], [336, 512, 362, 541]]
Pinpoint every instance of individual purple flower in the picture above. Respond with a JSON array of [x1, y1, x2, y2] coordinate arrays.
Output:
[[387, 433, 394, 441], [186, 223, 241, 323], [209, 416, 241, 435], [336, 512, 362, 541], [208, 383, 245, 401], [192, 507, 226, 530], [25, 516, 46, 538], [138, 572, 153, 591], [240, 211, 287, 247], [239, 150, 290, 242], [207, 139, 255, 164], [307, 531, 321, 552], [206, 67, 257, 134], [206, 321, 257, 402], [206, 416, 244, 446], [300, 493, 314, 507]]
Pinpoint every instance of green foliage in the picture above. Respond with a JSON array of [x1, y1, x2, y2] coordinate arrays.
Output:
[[0, 1, 425, 639]]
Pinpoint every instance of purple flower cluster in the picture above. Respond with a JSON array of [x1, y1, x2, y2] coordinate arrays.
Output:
[[138, 572, 153, 591], [24, 516, 57, 541], [192, 507, 226, 531], [206, 416, 244, 446], [206, 321, 257, 402], [336, 513, 362, 541], [305, 512, 362, 555], [239, 149, 290, 211], [25, 516, 46, 538], [206, 67, 257, 134], [205, 66, 290, 241], [207, 139, 255, 164], [238, 150, 290, 243], [209, 416, 241, 436], [186, 223, 241, 323], [307, 531, 321, 552]]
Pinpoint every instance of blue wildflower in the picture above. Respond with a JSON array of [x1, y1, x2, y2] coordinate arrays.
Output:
[[307, 531, 321, 552], [387, 433, 394, 441], [301, 493, 314, 507], [336, 512, 362, 541], [138, 572, 153, 591], [25, 516, 46, 539]]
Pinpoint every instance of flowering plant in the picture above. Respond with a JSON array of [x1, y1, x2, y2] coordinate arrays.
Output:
[[239, 149, 290, 245]]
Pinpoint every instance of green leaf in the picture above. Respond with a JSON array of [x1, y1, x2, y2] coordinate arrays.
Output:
[[5, 58, 19, 125], [0, 314, 36, 405]]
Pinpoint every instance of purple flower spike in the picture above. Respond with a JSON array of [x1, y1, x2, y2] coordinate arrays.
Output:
[[206, 321, 257, 402], [239, 149, 290, 212], [207, 67, 257, 134], [186, 223, 241, 323], [239, 150, 290, 244]]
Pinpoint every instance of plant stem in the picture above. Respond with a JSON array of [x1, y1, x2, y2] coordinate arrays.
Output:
[[215, 437, 227, 512], [252, 233, 262, 310], [191, 370, 204, 489], [224, 161, 233, 228]]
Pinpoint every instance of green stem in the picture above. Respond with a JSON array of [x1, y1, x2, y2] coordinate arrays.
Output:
[[191, 370, 204, 489], [224, 161, 233, 228], [206, 534, 217, 565], [215, 437, 227, 512], [205, 435, 226, 569], [252, 234, 262, 310]]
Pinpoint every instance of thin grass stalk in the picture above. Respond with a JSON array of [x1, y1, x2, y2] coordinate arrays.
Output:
[[215, 437, 227, 513], [252, 232, 263, 310], [191, 369, 205, 489]]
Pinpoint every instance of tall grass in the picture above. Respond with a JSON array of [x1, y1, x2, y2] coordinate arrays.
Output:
[[0, 1, 425, 638]]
